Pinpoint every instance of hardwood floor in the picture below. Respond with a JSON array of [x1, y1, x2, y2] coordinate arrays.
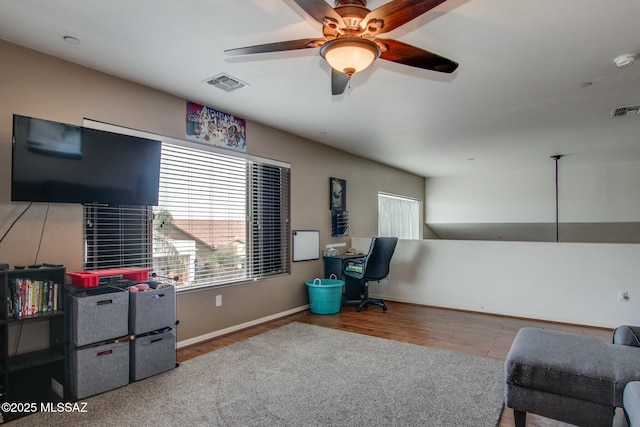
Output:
[[176, 302, 618, 427]]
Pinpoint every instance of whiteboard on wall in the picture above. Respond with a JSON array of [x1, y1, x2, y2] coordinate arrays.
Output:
[[292, 230, 320, 262]]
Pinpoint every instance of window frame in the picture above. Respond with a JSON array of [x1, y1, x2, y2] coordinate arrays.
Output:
[[377, 192, 421, 240], [82, 120, 291, 291]]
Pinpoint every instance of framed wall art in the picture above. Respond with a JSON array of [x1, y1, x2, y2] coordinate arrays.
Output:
[[330, 177, 346, 211], [185, 101, 246, 152]]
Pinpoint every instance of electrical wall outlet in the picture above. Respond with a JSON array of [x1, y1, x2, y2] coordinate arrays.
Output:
[[216, 294, 222, 307]]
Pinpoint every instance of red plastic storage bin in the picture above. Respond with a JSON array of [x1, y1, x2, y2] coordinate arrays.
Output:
[[67, 268, 153, 288], [67, 271, 100, 288]]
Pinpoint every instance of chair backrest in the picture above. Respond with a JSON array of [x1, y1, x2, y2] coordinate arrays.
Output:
[[362, 237, 398, 281]]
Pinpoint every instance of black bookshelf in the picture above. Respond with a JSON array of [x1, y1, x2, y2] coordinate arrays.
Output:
[[0, 266, 66, 420]]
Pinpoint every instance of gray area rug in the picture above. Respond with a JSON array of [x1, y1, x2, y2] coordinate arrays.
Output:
[[10, 322, 504, 426]]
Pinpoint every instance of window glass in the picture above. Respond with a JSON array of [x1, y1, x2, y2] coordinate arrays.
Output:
[[378, 193, 420, 239], [84, 140, 290, 290]]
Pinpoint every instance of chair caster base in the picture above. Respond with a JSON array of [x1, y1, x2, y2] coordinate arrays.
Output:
[[356, 298, 387, 312]]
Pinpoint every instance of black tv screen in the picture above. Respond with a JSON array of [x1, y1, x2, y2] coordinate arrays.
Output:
[[12, 115, 161, 205]]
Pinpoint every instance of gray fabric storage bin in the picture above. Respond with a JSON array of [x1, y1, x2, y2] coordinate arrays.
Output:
[[129, 285, 176, 335], [131, 328, 176, 381], [71, 287, 129, 346], [71, 340, 129, 399]]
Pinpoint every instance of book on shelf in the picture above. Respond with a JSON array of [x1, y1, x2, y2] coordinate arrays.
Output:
[[8, 278, 60, 319]]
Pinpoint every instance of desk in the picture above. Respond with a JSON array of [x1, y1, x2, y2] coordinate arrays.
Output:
[[323, 254, 365, 303]]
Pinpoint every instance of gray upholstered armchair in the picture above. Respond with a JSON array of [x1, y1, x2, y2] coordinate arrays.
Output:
[[504, 325, 640, 427]]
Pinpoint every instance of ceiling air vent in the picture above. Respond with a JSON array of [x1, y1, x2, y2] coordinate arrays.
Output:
[[204, 73, 248, 92], [611, 104, 640, 118]]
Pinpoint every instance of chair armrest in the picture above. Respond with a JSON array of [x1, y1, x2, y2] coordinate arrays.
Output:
[[613, 325, 640, 347]]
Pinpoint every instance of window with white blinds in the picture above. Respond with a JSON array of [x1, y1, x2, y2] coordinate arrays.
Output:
[[84, 140, 291, 290], [84, 204, 153, 269], [378, 192, 420, 240]]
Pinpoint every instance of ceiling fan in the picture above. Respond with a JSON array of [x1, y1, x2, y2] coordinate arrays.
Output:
[[225, 0, 459, 95]]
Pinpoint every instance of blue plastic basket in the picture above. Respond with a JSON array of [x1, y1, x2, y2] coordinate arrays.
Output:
[[306, 278, 344, 315]]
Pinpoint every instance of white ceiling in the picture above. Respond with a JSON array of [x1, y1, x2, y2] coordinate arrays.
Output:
[[1, 0, 639, 179]]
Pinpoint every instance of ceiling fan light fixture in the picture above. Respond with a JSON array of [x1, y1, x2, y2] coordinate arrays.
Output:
[[320, 38, 380, 77]]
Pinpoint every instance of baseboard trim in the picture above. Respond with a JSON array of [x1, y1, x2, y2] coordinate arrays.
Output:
[[177, 305, 310, 349]]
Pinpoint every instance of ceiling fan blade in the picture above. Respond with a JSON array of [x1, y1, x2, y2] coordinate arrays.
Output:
[[366, 0, 448, 34], [378, 38, 458, 73], [292, 0, 344, 25], [225, 38, 324, 56], [331, 69, 349, 95]]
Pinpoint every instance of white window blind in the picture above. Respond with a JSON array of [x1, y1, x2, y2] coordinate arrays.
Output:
[[378, 193, 420, 239], [84, 140, 290, 290], [84, 204, 153, 269], [249, 162, 290, 277]]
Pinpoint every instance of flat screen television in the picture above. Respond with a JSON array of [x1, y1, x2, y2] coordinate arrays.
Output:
[[12, 114, 162, 205]]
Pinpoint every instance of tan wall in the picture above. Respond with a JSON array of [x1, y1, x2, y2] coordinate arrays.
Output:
[[0, 40, 424, 343]]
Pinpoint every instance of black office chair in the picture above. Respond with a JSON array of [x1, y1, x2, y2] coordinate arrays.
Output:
[[343, 237, 398, 312]]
